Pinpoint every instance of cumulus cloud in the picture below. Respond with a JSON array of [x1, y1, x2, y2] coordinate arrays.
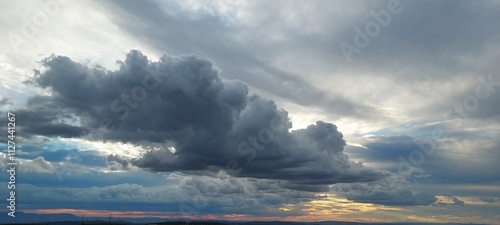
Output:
[[12, 50, 385, 189], [0, 155, 55, 174]]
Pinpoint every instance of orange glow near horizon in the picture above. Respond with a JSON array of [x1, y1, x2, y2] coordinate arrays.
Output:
[[25, 209, 295, 221], [279, 193, 404, 223]]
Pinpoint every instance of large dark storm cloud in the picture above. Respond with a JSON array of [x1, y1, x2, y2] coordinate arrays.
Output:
[[14, 50, 385, 189]]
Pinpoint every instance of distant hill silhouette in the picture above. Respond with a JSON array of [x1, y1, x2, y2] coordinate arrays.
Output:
[[0, 212, 488, 225]]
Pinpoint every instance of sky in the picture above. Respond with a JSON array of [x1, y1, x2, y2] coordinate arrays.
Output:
[[0, 0, 499, 224]]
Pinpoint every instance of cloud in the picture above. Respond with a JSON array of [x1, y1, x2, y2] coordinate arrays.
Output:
[[14, 50, 384, 189], [452, 197, 465, 206], [346, 135, 421, 169], [8, 174, 325, 216], [432, 196, 468, 207], [99, 0, 383, 121], [480, 198, 496, 203], [0, 155, 55, 174], [14, 182, 180, 206], [347, 128, 500, 184], [107, 154, 131, 171], [98, 0, 500, 126], [346, 190, 437, 206], [332, 172, 437, 206], [0, 103, 89, 139], [0, 96, 12, 106]]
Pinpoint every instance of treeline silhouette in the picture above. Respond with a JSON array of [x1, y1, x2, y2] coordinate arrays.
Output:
[[149, 222, 228, 225]]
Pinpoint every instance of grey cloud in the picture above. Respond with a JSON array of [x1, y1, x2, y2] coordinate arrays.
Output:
[[336, 132, 499, 206], [9, 174, 322, 216], [20, 50, 384, 189], [333, 0, 500, 78], [408, 72, 500, 123], [15, 182, 181, 206], [480, 198, 496, 203], [0, 105, 89, 139], [349, 135, 420, 165], [170, 173, 323, 213], [433, 196, 467, 207], [0, 155, 54, 174], [452, 197, 465, 206], [441, 73, 500, 120], [100, 0, 500, 126], [332, 173, 438, 206], [104, 0, 500, 83], [345, 190, 437, 206], [0, 96, 12, 106], [107, 154, 130, 171], [347, 130, 500, 184]]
